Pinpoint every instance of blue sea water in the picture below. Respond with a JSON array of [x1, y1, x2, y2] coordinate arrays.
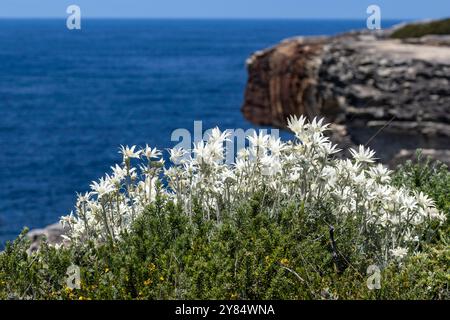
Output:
[[0, 19, 402, 246]]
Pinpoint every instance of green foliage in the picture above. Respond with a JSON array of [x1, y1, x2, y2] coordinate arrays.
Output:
[[392, 152, 449, 216], [391, 18, 450, 39], [0, 157, 448, 300], [0, 229, 73, 300], [392, 151, 450, 243]]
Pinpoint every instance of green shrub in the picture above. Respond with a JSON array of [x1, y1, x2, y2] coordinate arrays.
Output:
[[392, 151, 449, 241], [391, 18, 450, 39], [1, 154, 448, 300]]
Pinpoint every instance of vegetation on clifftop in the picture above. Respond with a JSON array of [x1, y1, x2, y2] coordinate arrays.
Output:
[[391, 18, 450, 39]]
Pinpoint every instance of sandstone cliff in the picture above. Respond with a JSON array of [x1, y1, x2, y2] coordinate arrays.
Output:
[[241, 23, 450, 166]]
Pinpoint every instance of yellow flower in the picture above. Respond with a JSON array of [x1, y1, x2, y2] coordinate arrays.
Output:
[[148, 263, 156, 272], [64, 287, 73, 294], [105, 268, 110, 273], [280, 258, 289, 266], [159, 276, 165, 281], [144, 279, 152, 286], [231, 293, 238, 300]]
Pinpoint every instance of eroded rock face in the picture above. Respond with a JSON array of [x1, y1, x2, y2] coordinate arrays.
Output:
[[241, 28, 450, 166], [242, 37, 326, 128]]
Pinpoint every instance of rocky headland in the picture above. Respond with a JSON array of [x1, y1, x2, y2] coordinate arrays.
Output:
[[241, 19, 450, 166]]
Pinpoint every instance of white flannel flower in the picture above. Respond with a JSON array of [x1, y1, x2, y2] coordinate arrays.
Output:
[[111, 164, 128, 181], [59, 115, 444, 268], [287, 115, 307, 136], [248, 131, 269, 150], [90, 177, 115, 198], [350, 145, 376, 164], [168, 147, 188, 164], [261, 155, 282, 176], [308, 117, 330, 134], [368, 164, 391, 183], [119, 145, 141, 161], [142, 145, 162, 160], [390, 247, 408, 261]]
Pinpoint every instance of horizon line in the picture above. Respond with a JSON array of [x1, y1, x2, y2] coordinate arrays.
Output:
[[0, 16, 420, 21]]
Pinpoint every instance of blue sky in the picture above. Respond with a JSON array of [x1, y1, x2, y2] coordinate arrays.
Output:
[[0, 0, 448, 19]]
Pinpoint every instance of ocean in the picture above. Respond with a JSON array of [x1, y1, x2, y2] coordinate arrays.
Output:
[[0, 19, 402, 246]]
